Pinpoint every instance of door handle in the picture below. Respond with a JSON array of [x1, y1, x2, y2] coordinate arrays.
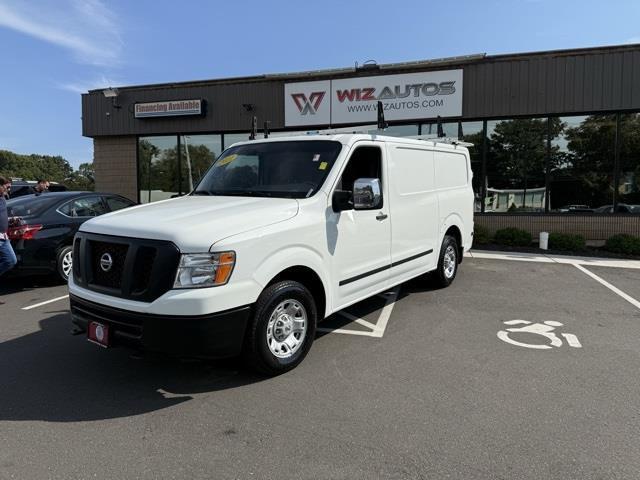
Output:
[[376, 212, 388, 221]]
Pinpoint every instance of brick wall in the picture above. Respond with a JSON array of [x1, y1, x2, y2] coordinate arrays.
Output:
[[93, 136, 137, 201], [476, 214, 640, 243]]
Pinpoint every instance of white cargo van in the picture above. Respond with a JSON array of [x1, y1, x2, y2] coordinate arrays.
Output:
[[69, 133, 473, 374]]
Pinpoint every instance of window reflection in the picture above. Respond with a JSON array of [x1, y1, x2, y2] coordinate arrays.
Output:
[[485, 118, 548, 212], [224, 133, 251, 148], [180, 135, 221, 193], [550, 115, 615, 213], [138, 136, 179, 204], [136, 113, 636, 212], [618, 113, 640, 213], [375, 124, 419, 137], [460, 121, 484, 212], [422, 122, 458, 138]]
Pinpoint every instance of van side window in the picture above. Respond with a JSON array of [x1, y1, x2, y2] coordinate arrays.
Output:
[[339, 146, 383, 207]]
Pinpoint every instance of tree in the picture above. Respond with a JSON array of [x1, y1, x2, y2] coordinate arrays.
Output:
[[0, 149, 95, 191], [486, 118, 563, 211], [65, 162, 95, 191], [0, 150, 73, 181], [618, 114, 640, 204], [561, 115, 617, 208]]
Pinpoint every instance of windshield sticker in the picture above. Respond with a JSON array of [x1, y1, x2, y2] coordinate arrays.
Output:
[[217, 154, 238, 167], [318, 161, 328, 170], [312, 154, 321, 162]]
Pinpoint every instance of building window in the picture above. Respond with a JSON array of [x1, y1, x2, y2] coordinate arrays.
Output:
[[618, 113, 640, 213], [138, 135, 221, 203], [223, 133, 251, 148], [484, 118, 548, 213], [138, 136, 179, 204], [377, 124, 419, 137], [180, 135, 222, 194], [549, 115, 616, 213], [422, 121, 458, 138], [460, 121, 484, 212]]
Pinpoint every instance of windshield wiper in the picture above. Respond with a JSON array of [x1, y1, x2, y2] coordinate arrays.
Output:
[[191, 190, 211, 195]]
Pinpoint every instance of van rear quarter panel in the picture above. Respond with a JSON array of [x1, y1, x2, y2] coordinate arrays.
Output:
[[433, 148, 474, 250]]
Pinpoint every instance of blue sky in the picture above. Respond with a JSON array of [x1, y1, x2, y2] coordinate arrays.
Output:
[[0, 0, 639, 168]]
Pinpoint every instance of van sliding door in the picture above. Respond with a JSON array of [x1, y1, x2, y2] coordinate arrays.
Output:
[[386, 144, 439, 281]]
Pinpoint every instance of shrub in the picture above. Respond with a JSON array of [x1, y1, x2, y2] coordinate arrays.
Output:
[[494, 227, 532, 247], [605, 234, 640, 256], [473, 224, 492, 244], [548, 233, 586, 251]]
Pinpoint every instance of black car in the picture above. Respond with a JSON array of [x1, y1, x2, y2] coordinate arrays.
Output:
[[6, 192, 136, 281], [9, 179, 67, 198]]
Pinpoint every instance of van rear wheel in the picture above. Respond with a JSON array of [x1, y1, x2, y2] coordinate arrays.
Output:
[[432, 235, 459, 288], [243, 280, 317, 376]]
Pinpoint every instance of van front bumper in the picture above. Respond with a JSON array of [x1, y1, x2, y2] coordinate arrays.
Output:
[[70, 294, 251, 358]]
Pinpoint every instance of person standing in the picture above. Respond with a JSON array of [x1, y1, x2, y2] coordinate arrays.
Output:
[[0, 176, 17, 305], [34, 179, 50, 194]]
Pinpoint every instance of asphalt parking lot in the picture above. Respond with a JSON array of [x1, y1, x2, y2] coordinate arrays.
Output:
[[1, 254, 640, 480]]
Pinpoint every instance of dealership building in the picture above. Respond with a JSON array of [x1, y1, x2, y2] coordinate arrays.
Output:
[[82, 43, 640, 241]]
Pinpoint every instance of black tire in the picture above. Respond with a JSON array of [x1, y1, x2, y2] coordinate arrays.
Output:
[[243, 280, 317, 376], [432, 235, 459, 288], [56, 245, 73, 282]]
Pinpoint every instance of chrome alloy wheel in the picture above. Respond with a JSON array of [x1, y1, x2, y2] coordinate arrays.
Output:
[[62, 250, 73, 279], [266, 299, 308, 359], [443, 245, 457, 279]]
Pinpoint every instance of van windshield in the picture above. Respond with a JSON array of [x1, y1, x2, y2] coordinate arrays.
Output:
[[193, 140, 342, 199]]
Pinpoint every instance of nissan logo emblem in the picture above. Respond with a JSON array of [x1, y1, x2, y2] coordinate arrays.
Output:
[[100, 253, 113, 272], [95, 325, 105, 342]]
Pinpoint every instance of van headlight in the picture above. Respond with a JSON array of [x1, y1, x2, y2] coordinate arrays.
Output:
[[173, 252, 236, 289]]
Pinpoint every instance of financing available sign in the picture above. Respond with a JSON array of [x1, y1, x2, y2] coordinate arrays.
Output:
[[284, 70, 463, 127], [134, 99, 203, 118]]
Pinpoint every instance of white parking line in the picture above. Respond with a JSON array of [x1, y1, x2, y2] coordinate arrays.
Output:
[[573, 264, 640, 311], [469, 249, 640, 269], [372, 289, 400, 338], [22, 295, 69, 311], [318, 287, 400, 338]]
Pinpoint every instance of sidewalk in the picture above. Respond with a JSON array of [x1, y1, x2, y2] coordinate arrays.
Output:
[[467, 249, 640, 269]]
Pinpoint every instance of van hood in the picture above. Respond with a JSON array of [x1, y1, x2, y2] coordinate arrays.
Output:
[[80, 195, 299, 251]]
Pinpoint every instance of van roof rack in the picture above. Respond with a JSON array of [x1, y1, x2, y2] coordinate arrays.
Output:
[[302, 124, 380, 135], [251, 101, 472, 146], [404, 135, 474, 147]]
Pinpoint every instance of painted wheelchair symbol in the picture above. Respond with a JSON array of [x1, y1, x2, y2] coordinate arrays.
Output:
[[497, 320, 582, 349]]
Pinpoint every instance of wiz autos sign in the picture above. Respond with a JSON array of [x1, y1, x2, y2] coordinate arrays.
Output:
[[284, 70, 462, 127]]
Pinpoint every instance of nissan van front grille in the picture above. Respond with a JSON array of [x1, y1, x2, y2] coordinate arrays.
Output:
[[90, 240, 129, 289], [73, 232, 180, 302]]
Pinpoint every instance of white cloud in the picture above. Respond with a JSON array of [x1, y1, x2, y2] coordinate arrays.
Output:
[[58, 75, 126, 94], [0, 0, 123, 66], [626, 36, 640, 44]]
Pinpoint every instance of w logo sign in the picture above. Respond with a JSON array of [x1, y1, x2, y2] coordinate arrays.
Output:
[[291, 92, 325, 115]]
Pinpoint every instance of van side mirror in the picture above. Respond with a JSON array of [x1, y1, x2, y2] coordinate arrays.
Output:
[[332, 190, 353, 212], [353, 178, 382, 210]]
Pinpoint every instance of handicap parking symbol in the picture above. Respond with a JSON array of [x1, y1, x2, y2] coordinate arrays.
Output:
[[497, 320, 582, 350]]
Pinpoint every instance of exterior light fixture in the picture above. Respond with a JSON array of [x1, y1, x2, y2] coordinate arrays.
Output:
[[102, 87, 119, 98], [102, 87, 121, 109]]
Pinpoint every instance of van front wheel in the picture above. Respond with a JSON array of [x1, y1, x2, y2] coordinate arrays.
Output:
[[244, 280, 317, 376], [432, 235, 459, 288]]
